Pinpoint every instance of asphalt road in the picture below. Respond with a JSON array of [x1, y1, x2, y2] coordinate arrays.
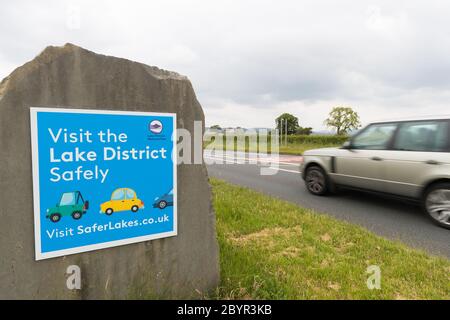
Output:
[[205, 151, 450, 259]]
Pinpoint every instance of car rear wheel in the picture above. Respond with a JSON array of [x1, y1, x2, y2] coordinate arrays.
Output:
[[105, 208, 113, 216], [158, 200, 167, 209], [305, 165, 329, 196], [72, 211, 82, 220], [50, 213, 61, 223], [424, 183, 450, 229], [131, 205, 139, 212]]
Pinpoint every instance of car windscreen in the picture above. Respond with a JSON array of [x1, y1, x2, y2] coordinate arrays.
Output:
[[111, 189, 125, 200], [60, 192, 76, 206]]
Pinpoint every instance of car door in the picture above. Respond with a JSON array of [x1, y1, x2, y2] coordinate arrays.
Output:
[[125, 188, 137, 210], [111, 188, 127, 211], [384, 120, 450, 198], [75, 192, 83, 211], [58, 192, 76, 216], [333, 122, 398, 192]]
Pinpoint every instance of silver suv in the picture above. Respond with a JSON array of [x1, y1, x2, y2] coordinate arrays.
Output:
[[301, 117, 450, 229]]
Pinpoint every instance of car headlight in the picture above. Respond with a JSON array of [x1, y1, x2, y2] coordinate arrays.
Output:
[[154, 197, 159, 201], [46, 209, 49, 213]]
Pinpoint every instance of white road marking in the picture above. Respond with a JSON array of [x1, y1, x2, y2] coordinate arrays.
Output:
[[204, 156, 240, 164], [268, 167, 301, 173], [205, 153, 302, 166], [204, 155, 301, 174]]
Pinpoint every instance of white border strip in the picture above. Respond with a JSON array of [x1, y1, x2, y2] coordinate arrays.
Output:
[[30, 107, 177, 260]]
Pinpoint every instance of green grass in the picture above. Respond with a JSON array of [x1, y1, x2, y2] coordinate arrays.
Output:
[[211, 178, 450, 300], [204, 134, 347, 155]]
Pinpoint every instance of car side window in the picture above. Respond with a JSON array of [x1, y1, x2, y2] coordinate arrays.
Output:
[[394, 121, 448, 152], [352, 123, 397, 150], [112, 189, 125, 200], [126, 189, 135, 199]]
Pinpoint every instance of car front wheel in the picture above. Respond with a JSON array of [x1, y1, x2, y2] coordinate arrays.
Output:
[[105, 208, 113, 216], [131, 205, 139, 212], [424, 183, 450, 229], [305, 165, 329, 196], [158, 201, 167, 209], [50, 213, 61, 223]]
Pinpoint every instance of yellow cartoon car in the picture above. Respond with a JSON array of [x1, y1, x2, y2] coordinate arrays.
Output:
[[100, 188, 144, 215]]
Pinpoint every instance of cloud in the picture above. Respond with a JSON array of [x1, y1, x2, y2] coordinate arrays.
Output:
[[1, 1, 450, 129]]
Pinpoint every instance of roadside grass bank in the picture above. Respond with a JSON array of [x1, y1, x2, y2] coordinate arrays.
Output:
[[211, 178, 450, 299], [204, 134, 347, 155]]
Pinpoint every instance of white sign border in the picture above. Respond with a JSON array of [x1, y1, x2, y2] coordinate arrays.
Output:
[[30, 107, 178, 261]]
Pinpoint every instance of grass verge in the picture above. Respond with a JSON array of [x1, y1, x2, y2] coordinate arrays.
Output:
[[276, 143, 341, 155], [211, 178, 450, 299]]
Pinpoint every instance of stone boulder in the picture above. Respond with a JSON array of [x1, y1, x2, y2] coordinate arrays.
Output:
[[0, 43, 219, 299]]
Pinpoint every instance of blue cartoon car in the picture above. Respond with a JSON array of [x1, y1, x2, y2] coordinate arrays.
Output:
[[153, 189, 173, 209]]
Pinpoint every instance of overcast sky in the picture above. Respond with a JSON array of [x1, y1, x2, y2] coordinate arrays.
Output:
[[1, 1, 450, 130]]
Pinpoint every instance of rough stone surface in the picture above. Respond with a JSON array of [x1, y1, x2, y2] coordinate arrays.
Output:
[[0, 43, 219, 299]]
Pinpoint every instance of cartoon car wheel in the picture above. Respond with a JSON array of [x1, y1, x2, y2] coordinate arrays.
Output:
[[72, 211, 82, 220], [50, 213, 61, 223], [105, 208, 114, 215], [158, 200, 167, 209], [131, 205, 139, 212]]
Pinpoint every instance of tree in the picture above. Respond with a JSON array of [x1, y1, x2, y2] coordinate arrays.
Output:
[[324, 107, 361, 135], [296, 127, 313, 135], [210, 125, 222, 130], [275, 113, 299, 135]]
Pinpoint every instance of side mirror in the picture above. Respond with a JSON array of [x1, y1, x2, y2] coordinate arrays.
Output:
[[341, 141, 352, 149], [84, 201, 89, 210]]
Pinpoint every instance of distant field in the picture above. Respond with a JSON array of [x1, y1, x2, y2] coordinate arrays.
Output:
[[211, 179, 450, 300], [204, 134, 348, 155]]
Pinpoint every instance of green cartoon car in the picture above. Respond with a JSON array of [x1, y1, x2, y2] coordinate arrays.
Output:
[[46, 191, 89, 223]]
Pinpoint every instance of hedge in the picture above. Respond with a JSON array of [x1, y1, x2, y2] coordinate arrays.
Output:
[[204, 133, 348, 145]]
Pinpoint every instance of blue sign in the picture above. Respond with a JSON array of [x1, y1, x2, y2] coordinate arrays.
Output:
[[30, 108, 177, 260]]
